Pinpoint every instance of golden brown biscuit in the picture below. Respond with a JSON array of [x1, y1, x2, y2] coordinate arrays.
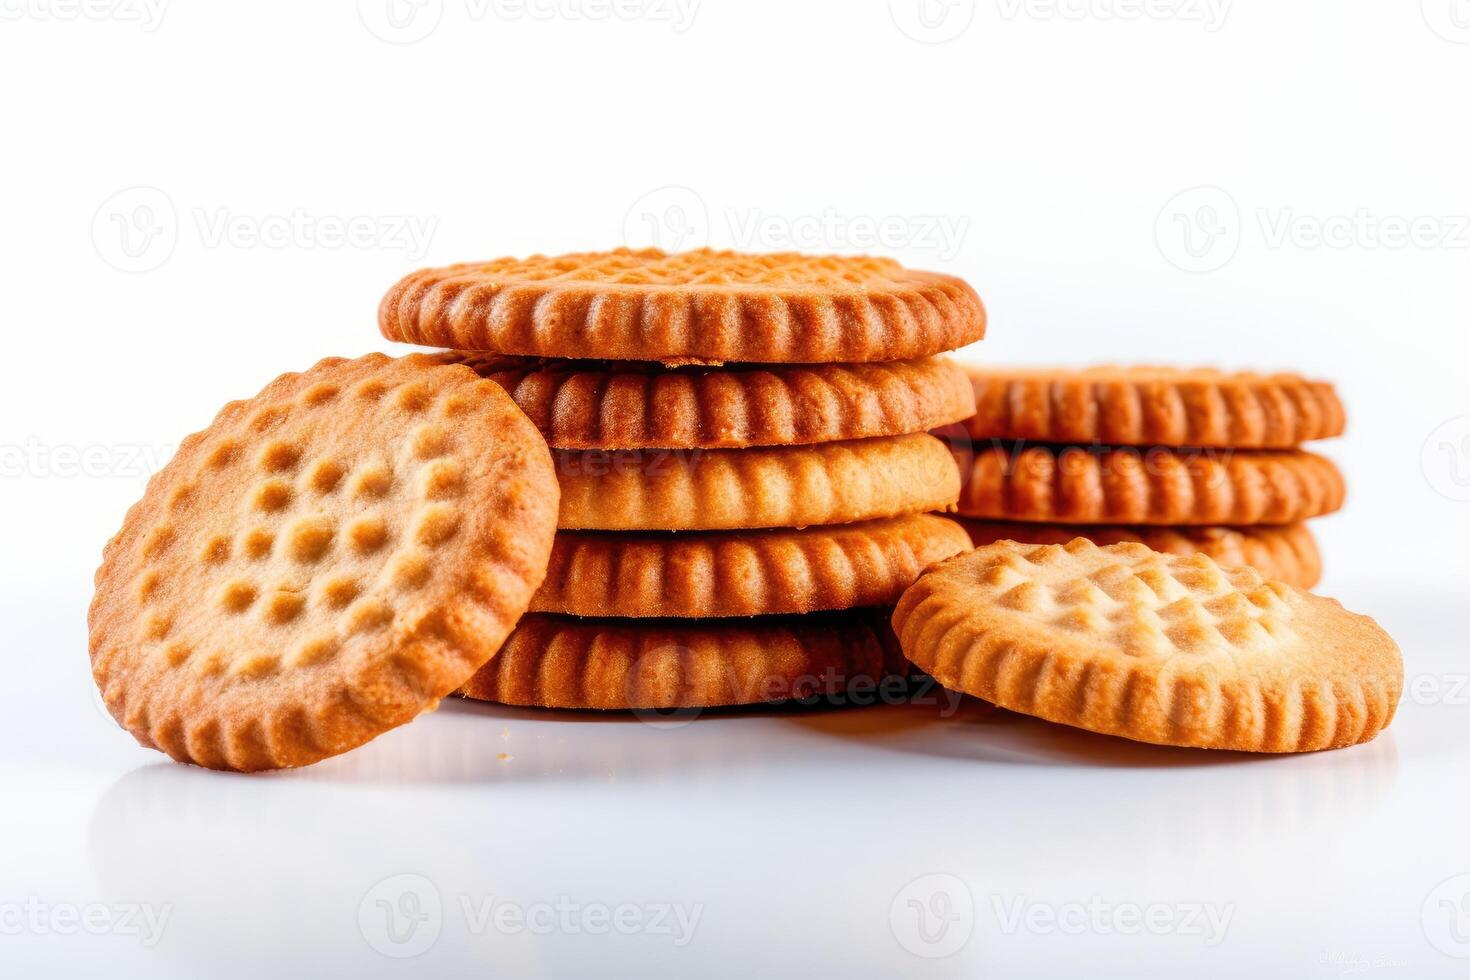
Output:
[[88, 354, 560, 771], [893, 539, 1402, 752], [954, 444, 1345, 525], [461, 610, 907, 710], [444, 353, 976, 449], [534, 515, 971, 618], [556, 434, 960, 531], [379, 248, 986, 365], [958, 520, 1322, 589], [963, 365, 1345, 448]]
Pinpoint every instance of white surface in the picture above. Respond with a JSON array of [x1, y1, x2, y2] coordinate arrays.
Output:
[[3, 2, 1470, 976]]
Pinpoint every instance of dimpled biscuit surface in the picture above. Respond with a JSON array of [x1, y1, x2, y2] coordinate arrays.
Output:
[[893, 539, 1402, 752], [378, 248, 986, 364], [88, 354, 559, 771]]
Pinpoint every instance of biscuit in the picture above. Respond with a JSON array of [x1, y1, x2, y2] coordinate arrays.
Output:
[[460, 610, 906, 710], [379, 248, 986, 365], [892, 539, 1402, 752], [87, 354, 560, 771], [444, 353, 976, 449], [556, 434, 960, 531], [963, 366, 1345, 448], [955, 444, 1344, 525], [534, 515, 971, 618], [958, 520, 1321, 589]]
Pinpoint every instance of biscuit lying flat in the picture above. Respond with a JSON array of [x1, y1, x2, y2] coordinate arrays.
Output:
[[958, 520, 1321, 589], [534, 515, 971, 618], [893, 540, 1402, 752], [461, 610, 905, 710], [88, 354, 560, 771], [379, 248, 986, 365], [964, 366, 1345, 448], [556, 434, 960, 531], [955, 444, 1345, 525], [447, 353, 976, 449]]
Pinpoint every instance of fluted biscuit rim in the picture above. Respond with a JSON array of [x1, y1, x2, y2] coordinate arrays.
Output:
[[962, 365, 1345, 448], [441, 352, 977, 449], [534, 515, 972, 618], [954, 443, 1345, 525], [379, 248, 987, 365], [460, 610, 907, 710], [88, 354, 560, 771], [957, 520, 1322, 589], [892, 539, 1402, 752], [557, 433, 961, 531]]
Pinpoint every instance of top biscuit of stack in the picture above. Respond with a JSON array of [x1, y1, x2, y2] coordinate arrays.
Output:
[[378, 248, 986, 366]]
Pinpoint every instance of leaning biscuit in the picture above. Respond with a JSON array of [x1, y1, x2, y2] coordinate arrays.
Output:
[[534, 515, 972, 618], [379, 248, 986, 365], [445, 353, 977, 449], [892, 539, 1402, 752], [555, 434, 960, 531], [461, 610, 907, 710], [88, 354, 560, 771], [955, 444, 1345, 525], [958, 520, 1322, 589], [964, 365, 1345, 448]]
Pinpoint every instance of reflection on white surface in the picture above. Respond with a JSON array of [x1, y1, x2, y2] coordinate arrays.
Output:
[[2, 582, 1466, 978], [72, 695, 1407, 978]]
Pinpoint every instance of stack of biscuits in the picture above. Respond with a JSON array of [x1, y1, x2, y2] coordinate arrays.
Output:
[[376, 249, 987, 712], [944, 367, 1347, 588]]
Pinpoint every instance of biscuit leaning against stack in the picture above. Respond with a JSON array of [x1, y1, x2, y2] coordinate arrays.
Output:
[[943, 367, 1347, 588], [377, 248, 987, 710]]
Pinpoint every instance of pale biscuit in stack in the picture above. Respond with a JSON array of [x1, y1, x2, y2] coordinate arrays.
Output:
[[948, 366, 1348, 588], [378, 248, 986, 710]]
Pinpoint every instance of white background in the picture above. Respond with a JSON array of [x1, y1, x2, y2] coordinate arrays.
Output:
[[2, 1, 1469, 976]]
